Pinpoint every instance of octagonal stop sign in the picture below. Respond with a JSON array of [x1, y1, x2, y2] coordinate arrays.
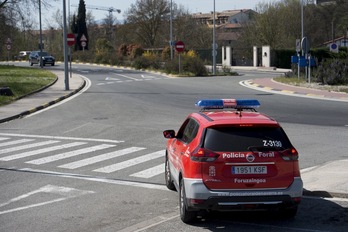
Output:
[[175, 41, 185, 53], [67, 33, 76, 47]]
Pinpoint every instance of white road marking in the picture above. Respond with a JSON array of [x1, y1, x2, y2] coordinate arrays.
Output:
[[115, 73, 139, 80], [26, 144, 115, 165], [0, 142, 86, 161], [0, 185, 94, 215], [118, 212, 179, 232], [130, 163, 165, 178], [0, 140, 60, 155], [0, 138, 34, 147], [0, 132, 123, 143], [0, 137, 10, 141], [93, 150, 164, 173], [20, 168, 169, 191], [58, 147, 145, 169], [105, 77, 119, 81]]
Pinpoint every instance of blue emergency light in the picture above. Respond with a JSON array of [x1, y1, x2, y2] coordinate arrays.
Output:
[[195, 99, 260, 110]]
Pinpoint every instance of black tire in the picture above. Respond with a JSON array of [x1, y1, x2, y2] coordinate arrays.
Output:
[[165, 155, 176, 191], [179, 178, 196, 223], [30, 61, 33, 66], [51, 63, 55, 66]]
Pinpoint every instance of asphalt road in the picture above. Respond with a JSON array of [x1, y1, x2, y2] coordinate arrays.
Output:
[[0, 63, 347, 231]]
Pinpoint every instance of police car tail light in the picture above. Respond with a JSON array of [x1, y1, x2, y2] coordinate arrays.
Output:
[[280, 148, 298, 161], [195, 99, 260, 110], [191, 148, 219, 162]]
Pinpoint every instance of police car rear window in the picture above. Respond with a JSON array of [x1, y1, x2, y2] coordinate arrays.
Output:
[[203, 127, 292, 152]]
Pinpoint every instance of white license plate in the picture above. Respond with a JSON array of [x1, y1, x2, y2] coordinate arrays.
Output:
[[232, 166, 267, 174]]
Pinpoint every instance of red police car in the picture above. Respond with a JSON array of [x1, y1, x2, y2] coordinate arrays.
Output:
[[163, 99, 303, 223]]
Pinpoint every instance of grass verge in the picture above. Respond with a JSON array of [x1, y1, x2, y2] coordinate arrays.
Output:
[[274, 76, 348, 94], [0, 65, 56, 106]]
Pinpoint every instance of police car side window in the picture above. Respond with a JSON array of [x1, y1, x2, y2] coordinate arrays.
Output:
[[176, 119, 190, 140], [181, 119, 199, 144]]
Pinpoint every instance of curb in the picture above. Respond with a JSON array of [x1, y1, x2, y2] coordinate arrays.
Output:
[[241, 79, 348, 102]]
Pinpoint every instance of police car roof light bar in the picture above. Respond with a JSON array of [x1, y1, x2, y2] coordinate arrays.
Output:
[[195, 99, 260, 110]]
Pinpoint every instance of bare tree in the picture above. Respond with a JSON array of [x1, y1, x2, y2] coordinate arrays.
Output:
[[126, 0, 171, 47]]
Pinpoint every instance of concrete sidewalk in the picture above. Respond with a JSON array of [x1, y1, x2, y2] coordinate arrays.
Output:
[[0, 68, 347, 199]]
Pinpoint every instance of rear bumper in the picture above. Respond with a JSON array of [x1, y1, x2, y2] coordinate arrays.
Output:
[[183, 177, 303, 211]]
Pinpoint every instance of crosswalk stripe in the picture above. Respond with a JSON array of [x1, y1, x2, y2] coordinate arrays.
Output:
[[0, 139, 34, 148], [0, 142, 86, 161], [0, 140, 60, 155], [0, 137, 10, 141], [58, 147, 145, 169], [26, 144, 116, 165], [130, 163, 164, 178], [93, 150, 164, 173]]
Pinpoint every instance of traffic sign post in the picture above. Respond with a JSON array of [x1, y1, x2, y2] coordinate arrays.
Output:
[[66, 33, 76, 78], [80, 34, 87, 51], [175, 41, 185, 74], [67, 33, 76, 47], [5, 38, 12, 61], [175, 41, 185, 53]]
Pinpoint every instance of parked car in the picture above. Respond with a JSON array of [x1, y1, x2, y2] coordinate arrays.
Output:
[[18, 51, 31, 60], [29, 51, 55, 66], [163, 99, 303, 223]]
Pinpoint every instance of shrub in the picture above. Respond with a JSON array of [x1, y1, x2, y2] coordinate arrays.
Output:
[[132, 56, 151, 70], [161, 46, 171, 61], [313, 58, 348, 85]]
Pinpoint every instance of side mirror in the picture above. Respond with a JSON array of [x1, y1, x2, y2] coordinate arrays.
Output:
[[163, 130, 175, 139]]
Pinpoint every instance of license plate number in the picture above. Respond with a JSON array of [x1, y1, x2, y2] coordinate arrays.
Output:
[[232, 166, 267, 174]]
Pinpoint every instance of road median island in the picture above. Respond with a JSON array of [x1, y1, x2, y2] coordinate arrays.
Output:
[[0, 65, 56, 107]]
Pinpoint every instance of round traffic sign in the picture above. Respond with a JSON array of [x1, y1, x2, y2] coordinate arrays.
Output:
[[67, 33, 76, 47], [81, 41, 87, 48], [175, 41, 185, 53], [6, 44, 11, 50]]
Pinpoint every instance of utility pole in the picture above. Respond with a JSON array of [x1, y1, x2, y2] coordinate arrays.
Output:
[[39, 0, 43, 68], [63, 0, 69, 90], [170, 0, 173, 60], [212, 0, 216, 75]]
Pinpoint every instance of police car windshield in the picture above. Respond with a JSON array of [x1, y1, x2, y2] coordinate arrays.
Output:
[[203, 127, 292, 152]]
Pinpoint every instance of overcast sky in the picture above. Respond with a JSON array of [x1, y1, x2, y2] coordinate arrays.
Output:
[[48, 0, 271, 24]]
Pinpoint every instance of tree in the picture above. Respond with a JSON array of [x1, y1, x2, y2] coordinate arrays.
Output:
[[126, 0, 171, 47], [238, 0, 348, 51], [73, 0, 89, 50]]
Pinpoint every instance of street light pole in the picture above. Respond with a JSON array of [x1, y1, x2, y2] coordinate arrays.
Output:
[[39, 0, 43, 68], [301, 0, 304, 56], [212, 0, 216, 75], [170, 0, 173, 60], [63, 0, 69, 90]]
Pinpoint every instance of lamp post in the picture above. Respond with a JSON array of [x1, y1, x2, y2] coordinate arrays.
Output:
[[39, 0, 43, 68], [170, 0, 173, 60], [63, 0, 69, 90], [212, 0, 216, 75], [301, 0, 304, 56]]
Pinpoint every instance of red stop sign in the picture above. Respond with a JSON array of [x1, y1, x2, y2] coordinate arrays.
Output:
[[67, 33, 76, 47], [175, 41, 185, 53]]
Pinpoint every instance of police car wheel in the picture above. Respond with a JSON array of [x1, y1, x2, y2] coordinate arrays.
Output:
[[165, 154, 176, 191], [179, 178, 196, 223]]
